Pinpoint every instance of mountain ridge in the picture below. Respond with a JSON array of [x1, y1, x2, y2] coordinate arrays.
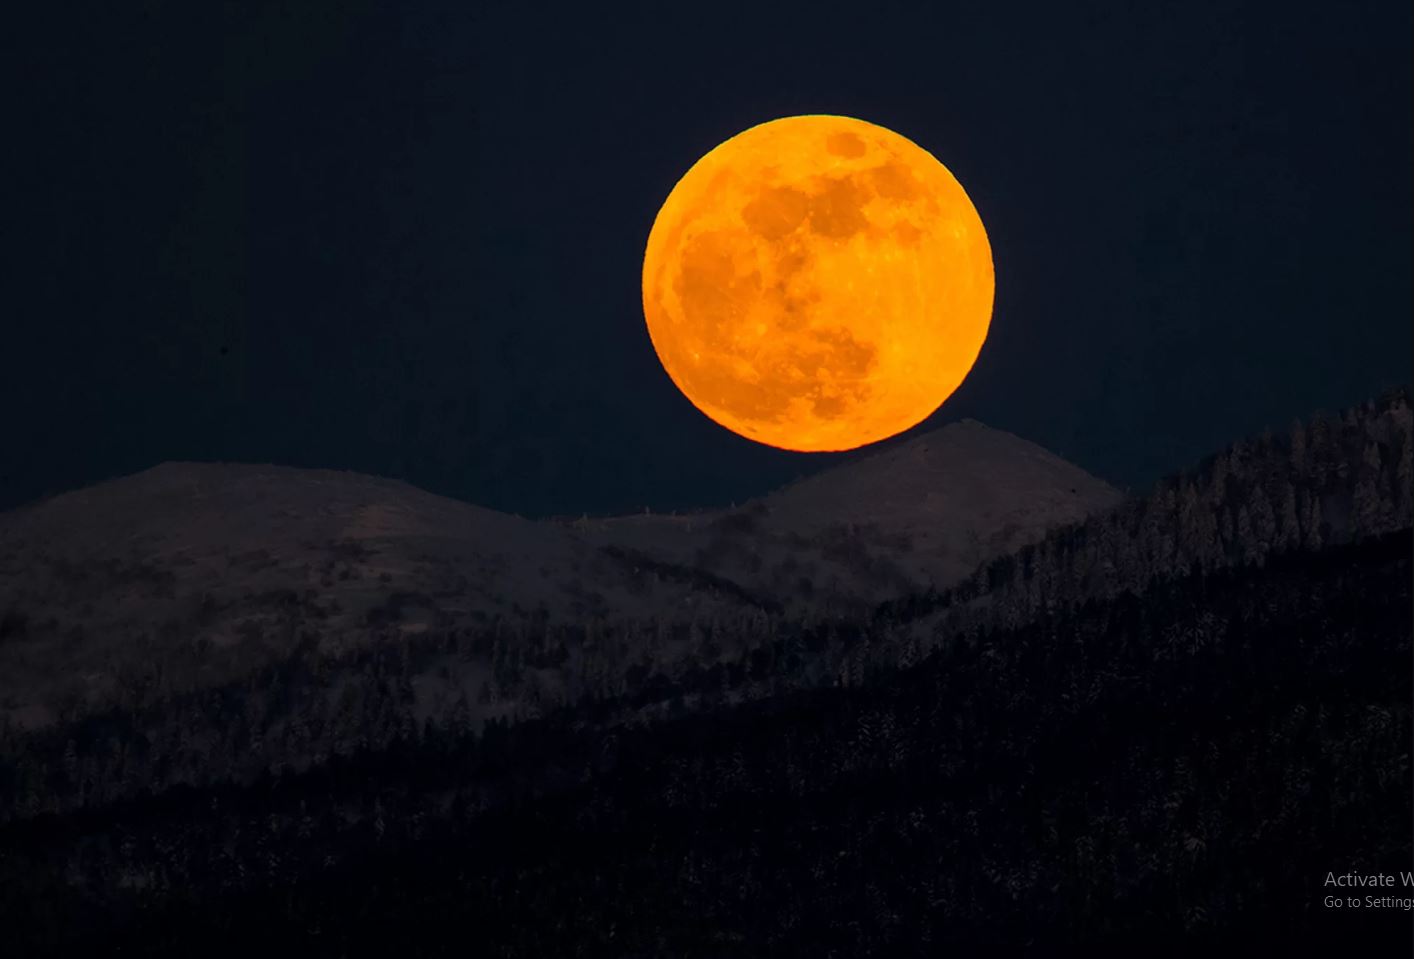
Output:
[[565, 418, 1121, 609], [0, 419, 1116, 732]]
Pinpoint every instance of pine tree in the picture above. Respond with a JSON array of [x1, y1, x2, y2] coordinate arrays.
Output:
[[1175, 481, 1202, 565], [1247, 486, 1277, 561], [1207, 453, 1229, 507], [1397, 434, 1413, 523], [1276, 482, 1301, 552], [1308, 411, 1336, 486], [1142, 485, 1177, 579], [1302, 493, 1324, 550], [1289, 418, 1308, 472], [1218, 506, 1237, 559], [1352, 441, 1391, 535], [1235, 506, 1257, 565]]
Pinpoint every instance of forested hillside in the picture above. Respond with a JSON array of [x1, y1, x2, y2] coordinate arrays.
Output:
[[2, 530, 1407, 954], [0, 390, 1409, 953]]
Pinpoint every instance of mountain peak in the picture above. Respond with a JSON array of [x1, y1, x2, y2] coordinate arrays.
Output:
[[759, 418, 1116, 533], [576, 420, 1121, 607]]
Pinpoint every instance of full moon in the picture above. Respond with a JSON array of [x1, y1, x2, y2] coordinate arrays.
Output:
[[642, 114, 994, 452]]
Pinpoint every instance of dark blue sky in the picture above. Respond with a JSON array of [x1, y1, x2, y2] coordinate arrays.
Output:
[[8, 1, 1410, 516]]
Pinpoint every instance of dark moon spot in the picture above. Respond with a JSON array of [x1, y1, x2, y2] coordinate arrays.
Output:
[[689, 360, 792, 423], [808, 176, 872, 239], [825, 132, 866, 158], [741, 186, 810, 240], [812, 393, 848, 418], [675, 230, 760, 324], [868, 161, 922, 201], [811, 326, 878, 380], [893, 221, 923, 245]]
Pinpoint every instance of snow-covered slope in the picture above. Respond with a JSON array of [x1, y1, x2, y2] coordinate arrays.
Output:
[[569, 420, 1121, 610], [0, 462, 749, 728], [0, 425, 1118, 729]]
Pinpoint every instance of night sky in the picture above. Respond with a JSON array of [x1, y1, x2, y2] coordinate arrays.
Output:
[[9, 1, 1410, 518]]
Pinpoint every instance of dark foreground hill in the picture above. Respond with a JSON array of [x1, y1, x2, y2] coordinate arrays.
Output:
[[0, 389, 1410, 954], [1, 530, 1408, 954]]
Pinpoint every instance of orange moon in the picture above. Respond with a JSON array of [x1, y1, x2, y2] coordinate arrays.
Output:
[[641, 114, 994, 452]]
